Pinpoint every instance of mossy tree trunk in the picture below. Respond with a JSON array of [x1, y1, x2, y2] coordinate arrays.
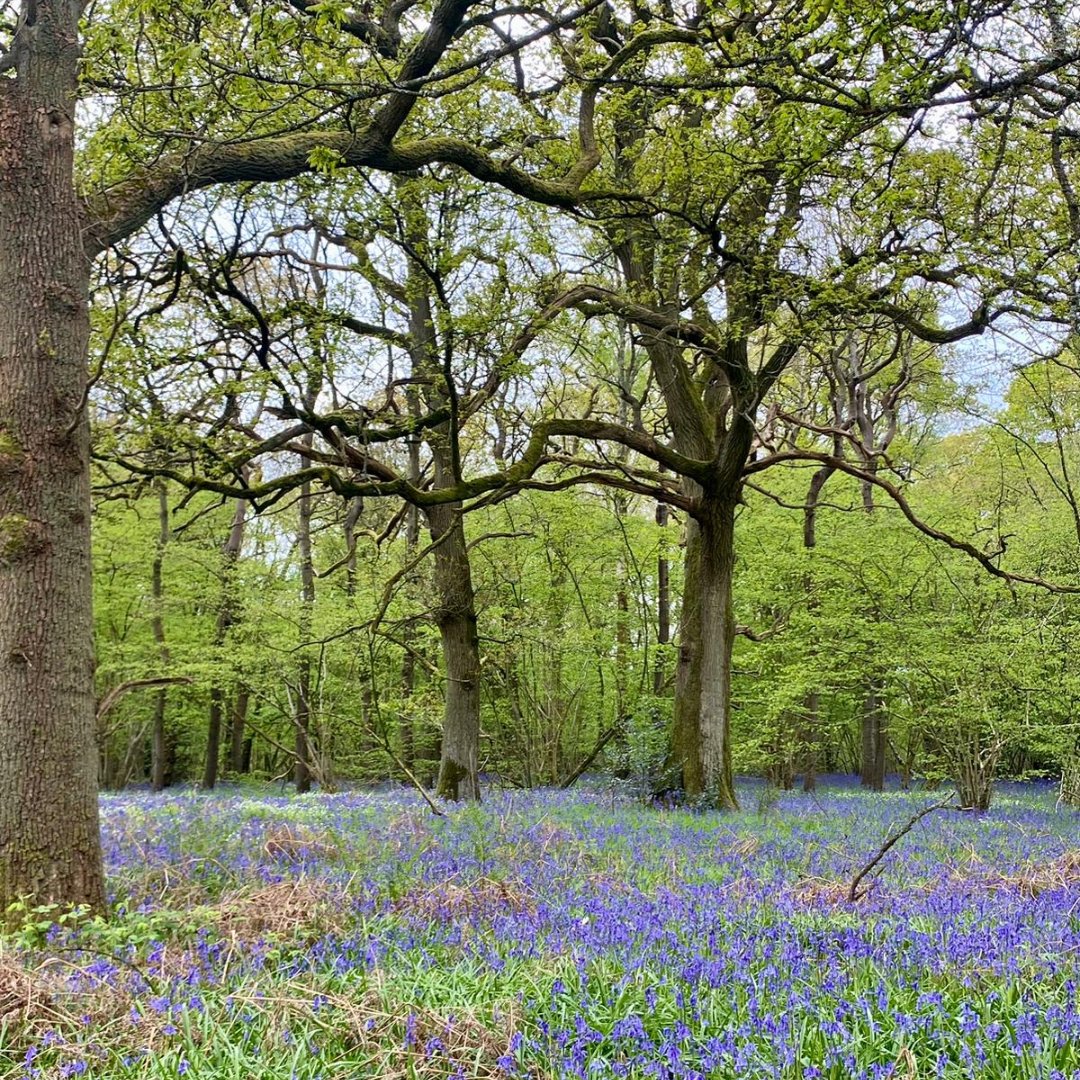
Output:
[[0, 4, 106, 910]]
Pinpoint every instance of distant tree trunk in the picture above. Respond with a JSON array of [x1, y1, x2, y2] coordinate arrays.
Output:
[[202, 497, 247, 790], [801, 464, 833, 794], [343, 496, 363, 599], [228, 689, 250, 774], [0, 31, 106, 910], [399, 460, 421, 772], [294, 439, 315, 793], [860, 686, 887, 791], [802, 692, 819, 793], [397, 186, 482, 803], [654, 499, 670, 695], [150, 480, 172, 791]]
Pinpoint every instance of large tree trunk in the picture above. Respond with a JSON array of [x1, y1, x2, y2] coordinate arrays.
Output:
[[695, 496, 740, 810], [429, 501, 481, 801], [202, 497, 247, 789], [0, 24, 106, 911], [396, 184, 482, 803], [671, 495, 740, 810]]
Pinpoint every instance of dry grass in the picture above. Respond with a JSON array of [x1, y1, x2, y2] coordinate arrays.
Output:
[[231, 974, 541, 1079], [887, 1046, 919, 1079], [393, 876, 536, 919], [213, 879, 344, 940], [263, 823, 341, 862], [0, 960, 63, 1032], [790, 877, 850, 907], [731, 836, 760, 858], [983, 849, 1080, 898]]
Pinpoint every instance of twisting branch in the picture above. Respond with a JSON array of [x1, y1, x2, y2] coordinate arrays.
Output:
[[848, 797, 961, 902], [745, 449, 1080, 594], [97, 677, 194, 732]]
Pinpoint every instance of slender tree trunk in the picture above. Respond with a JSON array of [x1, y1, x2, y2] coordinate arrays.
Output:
[[801, 464, 832, 794], [802, 691, 819, 793], [294, 445, 314, 793], [0, 29, 106, 910], [429, 501, 481, 801], [396, 185, 482, 803], [654, 500, 670, 695], [860, 685, 886, 791], [228, 689, 250, 774], [672, 514, 704, 797], [399, 475, 420, 772], [150, 480, 172, 791], [202, 497, 247, 789]]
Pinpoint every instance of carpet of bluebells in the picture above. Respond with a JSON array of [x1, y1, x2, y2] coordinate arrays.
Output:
[[2, 778, 1080, 1079]]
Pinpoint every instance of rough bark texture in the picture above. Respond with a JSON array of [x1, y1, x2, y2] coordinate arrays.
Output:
[[0, 10, 106, 910], [860, 686, 887, 791], [428, 500, 481, 801], [694, 497, 740, 810]]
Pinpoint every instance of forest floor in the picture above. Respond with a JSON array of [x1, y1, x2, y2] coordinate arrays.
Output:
[[1, 779, 1079, 1079]]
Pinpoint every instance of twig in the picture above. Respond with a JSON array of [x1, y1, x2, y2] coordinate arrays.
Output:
[[370, 717, 444, 817], [848, 797, 960, 902]]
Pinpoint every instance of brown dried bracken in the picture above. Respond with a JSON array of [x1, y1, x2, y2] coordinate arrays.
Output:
[[263, 823, 340, 862], [984, 850, 1080, 898], [791, 877, 849, 907], [393, 876, 536, 919], [214, 880, 342, 939], [0, 962, 59, 1029], [234, 976, 535, 1080]]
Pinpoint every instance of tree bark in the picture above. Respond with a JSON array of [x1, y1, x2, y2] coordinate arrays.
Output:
[[294, 439, 315, 793], [654, 499, 670, 695], [428, 501, 481, 801], [0, 20, 106, 910], [860, 685, 887, 791], [228, 688, 250, 774], [395, 184, 482, 802], [150, 480, 172, 791], [694, 496, 740, 810], [202, 497, 247, 789]]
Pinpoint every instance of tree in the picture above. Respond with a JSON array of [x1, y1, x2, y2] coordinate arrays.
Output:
[[0, 0, 602, 904]]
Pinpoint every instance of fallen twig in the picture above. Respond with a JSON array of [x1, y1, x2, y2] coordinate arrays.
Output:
[[849, 797, 960, 902]]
